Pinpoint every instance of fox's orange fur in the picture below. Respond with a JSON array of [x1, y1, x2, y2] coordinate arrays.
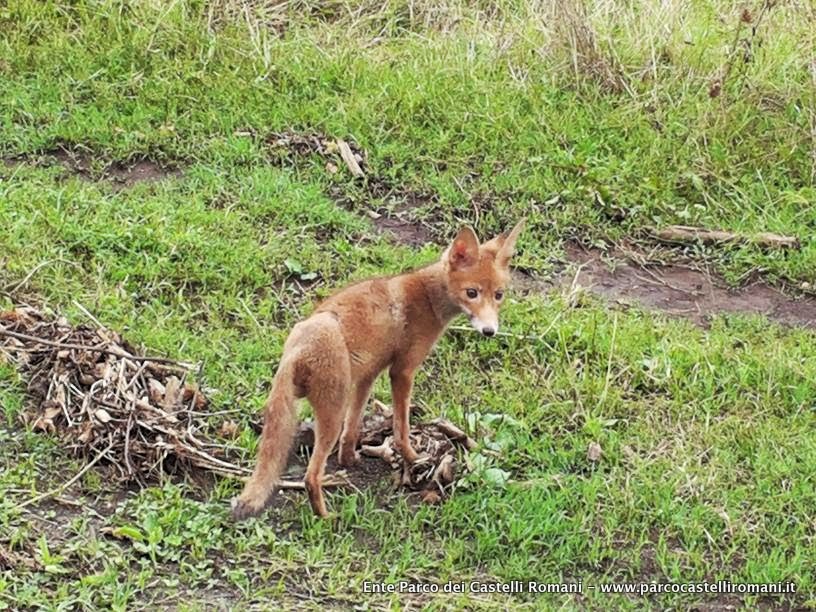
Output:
[[231, 221, 524, 519]]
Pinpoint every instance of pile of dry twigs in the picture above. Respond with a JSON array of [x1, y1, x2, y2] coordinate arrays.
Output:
[[0, 306, 246, 484], [297, 400, 477, 503]]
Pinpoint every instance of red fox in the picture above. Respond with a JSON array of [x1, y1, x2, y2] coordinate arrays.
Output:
[[231, 220, 524, 519]]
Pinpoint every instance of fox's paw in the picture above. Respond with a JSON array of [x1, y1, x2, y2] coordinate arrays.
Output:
[[400, 445, 420, 464], [230, 495, 266, 521], [338, 449, 361, 467]]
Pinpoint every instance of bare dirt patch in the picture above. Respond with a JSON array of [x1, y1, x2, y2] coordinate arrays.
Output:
[[3, 147, 181, 189], [562, 242, 816, 328], [364, 195, 435, 247], [104, 159, 180, 188]]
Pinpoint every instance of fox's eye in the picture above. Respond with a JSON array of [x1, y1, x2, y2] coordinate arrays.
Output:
[[495, 291, 504, 301], [466, 288, 478, 299]]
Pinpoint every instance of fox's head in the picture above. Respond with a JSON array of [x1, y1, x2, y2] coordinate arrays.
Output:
[[442, 220, 525, 337]]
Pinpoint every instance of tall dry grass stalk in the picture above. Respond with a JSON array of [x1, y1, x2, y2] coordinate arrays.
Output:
[[543, 0, 631, 94]]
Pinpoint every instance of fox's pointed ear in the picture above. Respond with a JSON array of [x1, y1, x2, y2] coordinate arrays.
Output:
[[480, 233, 504, 256], [448, 226, 480, 270], [496, 219, 525, 267]]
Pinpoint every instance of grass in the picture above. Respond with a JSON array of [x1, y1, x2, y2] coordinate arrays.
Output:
[[1, 0, 815, 609]]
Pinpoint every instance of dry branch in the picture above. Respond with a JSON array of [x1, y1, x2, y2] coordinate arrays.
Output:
[[431, 417, 478, 451], [300, 402, 479, 501], [0, 328, 192, 370], [275, 476, 349, 490], [651, 225, 799, 249]]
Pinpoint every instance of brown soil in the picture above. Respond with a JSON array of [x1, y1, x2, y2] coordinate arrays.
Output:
[[104, 159, 180, 188], [261, 449, 398, 515], [3, 147, 181, 188], [373, 218, 816, 329], [286, 453, 396, 494], [563, 242, 816, 328], [365, 175, 439, 247], [370, 205, 435, 247], [384, 228, 816, 330]]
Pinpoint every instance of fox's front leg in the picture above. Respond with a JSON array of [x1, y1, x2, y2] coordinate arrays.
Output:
[[389, 366, 419, 463]]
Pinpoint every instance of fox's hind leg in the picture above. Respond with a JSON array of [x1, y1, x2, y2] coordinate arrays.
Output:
[[338, 377, 374, 467], [304, 352, 351, 518]]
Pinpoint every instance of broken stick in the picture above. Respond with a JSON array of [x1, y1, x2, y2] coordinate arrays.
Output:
[[276, 476, 349, 490], [431, 417, 478, 451], [651, 225, 799, 249], [336, 139, 364, 178]]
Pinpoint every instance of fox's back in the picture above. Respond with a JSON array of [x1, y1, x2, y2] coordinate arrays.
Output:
[[305, 266, 448, 378], [307, 275, 405, 378]]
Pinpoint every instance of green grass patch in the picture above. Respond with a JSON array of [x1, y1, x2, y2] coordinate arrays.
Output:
[[1, 1, 814, 609]]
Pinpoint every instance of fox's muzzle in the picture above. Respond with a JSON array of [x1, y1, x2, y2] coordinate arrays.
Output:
[[469, 315, 498, 337]]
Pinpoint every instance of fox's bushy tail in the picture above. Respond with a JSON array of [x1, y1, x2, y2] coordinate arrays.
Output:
[[231, 360, 298, 519]]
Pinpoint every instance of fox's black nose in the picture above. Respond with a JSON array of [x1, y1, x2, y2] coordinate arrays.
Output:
[[481, 327, 495, 337]]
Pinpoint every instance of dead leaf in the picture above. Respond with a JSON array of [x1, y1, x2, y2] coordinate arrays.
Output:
[[433, 455, 456, 486], [148, 379, 166, 405], [77, 421, 95, 444], [163, 376, 181, 409], [33, 402, 62, 433], [432, 418, 478, 451], [587, 441, 603, 462], [219, 420, 239, 439], [93, 361, 113, 381], [94, 408, 112, 424], [0, 311, 19, 322], [181, 383, 207, 409], [420, 490, 441, 505]]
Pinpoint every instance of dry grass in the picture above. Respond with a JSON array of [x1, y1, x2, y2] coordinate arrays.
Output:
[[543, 0, 631, 94], [202, 0, 815, 102]]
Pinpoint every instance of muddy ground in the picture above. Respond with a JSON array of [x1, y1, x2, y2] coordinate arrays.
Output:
[[377, 205, 816, 330], [2, 146, 181, 190], [562, 242, 816, 328], [264, 130, 816, 331]]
